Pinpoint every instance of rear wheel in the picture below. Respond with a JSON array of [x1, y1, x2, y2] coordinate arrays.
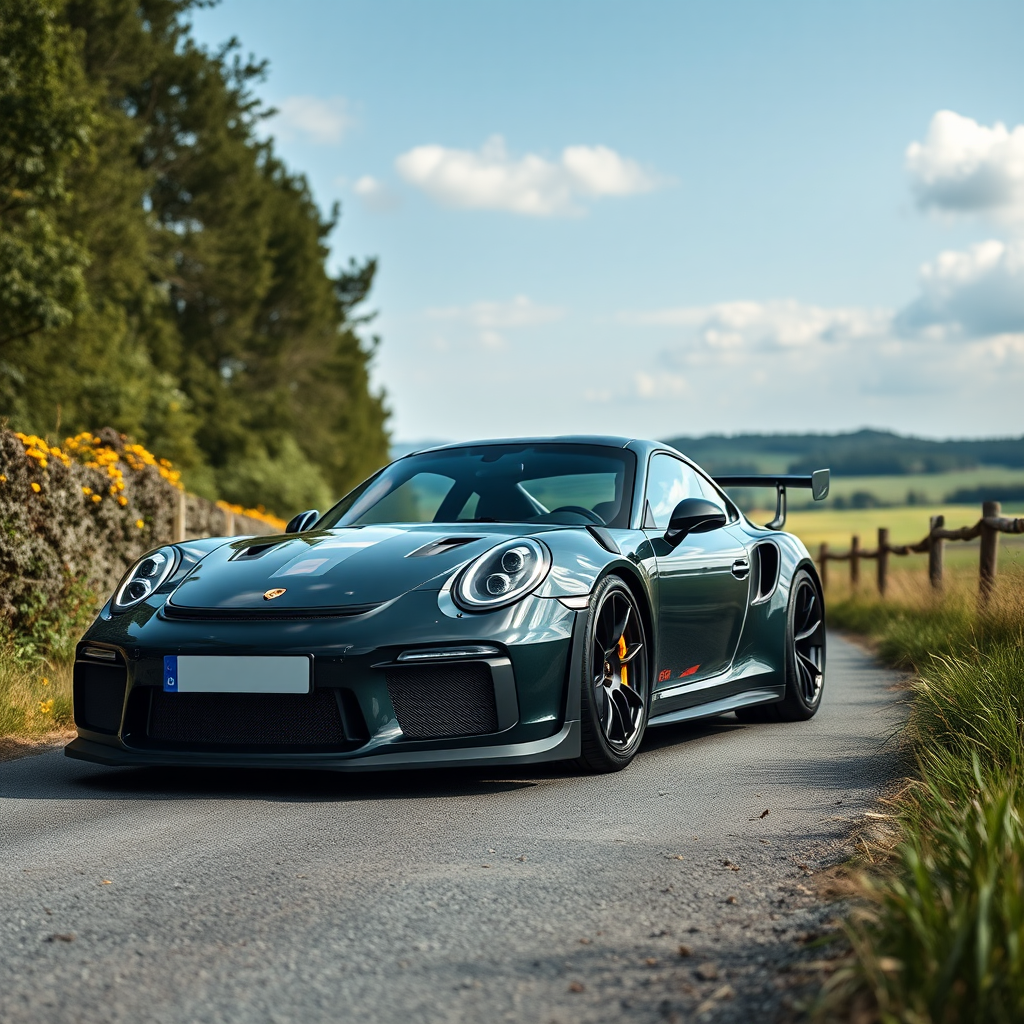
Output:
[[575, 576, 650, 773], [736, 568, 825, 723]]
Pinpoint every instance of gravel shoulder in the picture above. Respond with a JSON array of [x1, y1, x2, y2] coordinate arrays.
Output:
[[0, 632, 903, 1023]]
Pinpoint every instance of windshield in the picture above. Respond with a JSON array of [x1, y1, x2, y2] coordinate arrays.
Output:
[[318, 443, 637, 529]]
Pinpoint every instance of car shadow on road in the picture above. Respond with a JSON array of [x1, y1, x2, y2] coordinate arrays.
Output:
[[1, 715, 744, 804]]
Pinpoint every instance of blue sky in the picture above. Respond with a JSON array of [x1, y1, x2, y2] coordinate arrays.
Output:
[[191, 0, 1024, 443]]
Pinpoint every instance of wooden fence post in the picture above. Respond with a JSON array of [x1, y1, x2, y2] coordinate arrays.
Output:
[[877, 527, 889, 596], [980, 501, 1000, 605], [172, 489, 187, 543], [850, 534, 860, 588], [224, 509, 235, 537], [818, 542, 829, 590], [928, 515, 944, 590]]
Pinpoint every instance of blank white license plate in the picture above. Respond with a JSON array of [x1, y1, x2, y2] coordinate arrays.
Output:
[[163, 655, 311, 694]]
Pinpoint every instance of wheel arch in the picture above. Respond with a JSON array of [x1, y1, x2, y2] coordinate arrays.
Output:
[[796, 557, 825, 607], [602, 564, 657, 680]]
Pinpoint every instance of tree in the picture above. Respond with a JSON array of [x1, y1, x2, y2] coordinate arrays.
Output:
[[0, 0, 90, 348], [0, 0, 389, 515]]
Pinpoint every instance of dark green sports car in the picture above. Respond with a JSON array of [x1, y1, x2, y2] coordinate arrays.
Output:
[[67, 437, 829, 774]]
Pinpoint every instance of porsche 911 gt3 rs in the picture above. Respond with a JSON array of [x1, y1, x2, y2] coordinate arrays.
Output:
[[67, 437, 829, 773]]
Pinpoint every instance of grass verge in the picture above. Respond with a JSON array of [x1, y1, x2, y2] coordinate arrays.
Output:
[[0, 653, 74, 749], [820, 576, 1024, 1022]]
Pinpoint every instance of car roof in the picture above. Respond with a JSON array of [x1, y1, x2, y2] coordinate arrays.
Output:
[[396, 435, 686, 459]]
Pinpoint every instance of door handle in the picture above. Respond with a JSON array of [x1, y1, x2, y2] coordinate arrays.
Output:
[[731, 559, 750, 579]]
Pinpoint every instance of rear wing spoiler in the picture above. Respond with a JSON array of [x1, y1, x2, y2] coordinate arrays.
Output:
[[713, 469, 830, 531]]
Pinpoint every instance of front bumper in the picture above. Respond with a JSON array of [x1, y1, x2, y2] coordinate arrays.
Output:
[[67, 590, 585, 771]]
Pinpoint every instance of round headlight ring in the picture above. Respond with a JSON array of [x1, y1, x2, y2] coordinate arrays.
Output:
[[453, 538, 551, 612], [112, 546, 179, 613]]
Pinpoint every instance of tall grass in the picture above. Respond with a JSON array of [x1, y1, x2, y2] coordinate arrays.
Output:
[[0, 654, 74, 741], [823, 570, 1024, 1022]]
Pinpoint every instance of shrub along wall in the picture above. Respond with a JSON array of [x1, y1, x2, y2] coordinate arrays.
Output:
[[0, 428, 282, 660]]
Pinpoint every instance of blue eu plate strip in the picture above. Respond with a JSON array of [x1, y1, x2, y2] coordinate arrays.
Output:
[[163, 655, 178, 692]]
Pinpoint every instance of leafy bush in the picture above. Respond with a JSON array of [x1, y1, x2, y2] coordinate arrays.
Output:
[[0, 426, 283, 667]]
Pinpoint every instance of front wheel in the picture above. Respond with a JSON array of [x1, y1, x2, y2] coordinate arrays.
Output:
[[575, 576, 650, 773]]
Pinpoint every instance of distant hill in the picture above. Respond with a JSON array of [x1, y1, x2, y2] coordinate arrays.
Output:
[[663, 429, 1024, 476]]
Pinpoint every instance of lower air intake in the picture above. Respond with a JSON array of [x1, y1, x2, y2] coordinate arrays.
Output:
[[385, 663, 498, 740], [74, 660, 128, 734], [143, 689, 362, 751]]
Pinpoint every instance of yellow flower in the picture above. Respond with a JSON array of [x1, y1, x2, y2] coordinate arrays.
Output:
[[91, 494, 101, 503], [30, 482, 41, 493], [117, 496, 128, 507], [0, 474, 6, 483], [41, 677, 50, 686], [38, 698, 54, 715], [136, 519, 145, 529], [82, 486, 92, 496]]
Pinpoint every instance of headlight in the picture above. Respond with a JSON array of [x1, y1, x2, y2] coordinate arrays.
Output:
[[112, 546, 179, 613], [453, 538, 551, 612]]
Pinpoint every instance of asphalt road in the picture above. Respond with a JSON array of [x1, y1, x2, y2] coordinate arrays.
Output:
[[0, 632, 902, 1024]]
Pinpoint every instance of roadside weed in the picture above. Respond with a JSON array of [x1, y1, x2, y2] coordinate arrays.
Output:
[[823, 582, 1024, 1023]]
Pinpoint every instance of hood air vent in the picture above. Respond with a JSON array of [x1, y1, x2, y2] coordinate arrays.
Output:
[[406, 537, 481, 558], [230, 541, 287, 561]]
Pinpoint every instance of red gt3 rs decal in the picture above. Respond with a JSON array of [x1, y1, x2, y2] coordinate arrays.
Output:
[[658, 665, 700, 682]]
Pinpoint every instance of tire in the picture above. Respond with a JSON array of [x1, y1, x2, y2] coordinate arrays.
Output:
[[736, 568, 826, 723], [575, 576, 650, 773]]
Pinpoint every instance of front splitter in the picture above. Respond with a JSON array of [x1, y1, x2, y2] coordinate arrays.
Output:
[[64, 720, 581, 772]]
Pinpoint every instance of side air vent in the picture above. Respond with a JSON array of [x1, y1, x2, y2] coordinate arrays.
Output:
[[753, 541, 781, 603], [406, 537, 481, 558]]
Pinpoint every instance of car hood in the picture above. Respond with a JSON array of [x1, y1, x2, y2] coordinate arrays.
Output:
[[165, 525, 536, 613]]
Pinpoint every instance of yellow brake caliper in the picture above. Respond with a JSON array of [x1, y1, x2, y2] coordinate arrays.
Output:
[[618, 635, 629, 688]]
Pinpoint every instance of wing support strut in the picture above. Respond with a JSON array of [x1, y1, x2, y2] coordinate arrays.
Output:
[[712, 469, 829, 531]]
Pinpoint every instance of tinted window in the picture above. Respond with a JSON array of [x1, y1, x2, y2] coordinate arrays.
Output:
[[319, 444, 637, 528], [645, 454, 711, 530]]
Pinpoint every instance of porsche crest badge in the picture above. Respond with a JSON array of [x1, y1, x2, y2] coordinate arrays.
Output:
[[263, 588, 287, 601]]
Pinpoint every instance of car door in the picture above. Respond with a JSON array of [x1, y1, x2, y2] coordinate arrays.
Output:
[[643, 453, 750, 692]]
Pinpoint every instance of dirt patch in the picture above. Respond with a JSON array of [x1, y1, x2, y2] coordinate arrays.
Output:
[[0, 730, 74, 762]]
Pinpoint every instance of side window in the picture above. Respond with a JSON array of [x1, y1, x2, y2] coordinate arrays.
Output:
[[645, 454, 704, 530]]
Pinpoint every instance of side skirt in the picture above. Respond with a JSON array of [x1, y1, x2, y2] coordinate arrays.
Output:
[[646, 686, 784, 728]]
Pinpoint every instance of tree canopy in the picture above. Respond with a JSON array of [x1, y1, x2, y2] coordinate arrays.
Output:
[[0, 0, 389, 515]]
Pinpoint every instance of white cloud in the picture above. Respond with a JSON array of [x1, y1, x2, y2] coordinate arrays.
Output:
[[352, 175, 399, 212], [906, 110, 1024, 221], [622, 300, 892, 352], [274, 96, 353, 145], [634, 371, 688, 399], [424, 295, 565, 350], [897, 238, 1024, 339], [395, 135, 661, 216]]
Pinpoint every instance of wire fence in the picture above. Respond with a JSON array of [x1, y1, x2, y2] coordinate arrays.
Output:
[[817, 501, 1024, 605]]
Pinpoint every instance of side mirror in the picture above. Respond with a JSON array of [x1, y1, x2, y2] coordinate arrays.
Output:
[[285, 509, 320, 534], [664, 498, 727, 547]]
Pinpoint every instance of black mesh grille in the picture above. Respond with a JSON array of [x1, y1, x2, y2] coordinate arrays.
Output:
[[143, 689, 360, 751], [74, 660, 127, 734], [385, 663, 498, 740]]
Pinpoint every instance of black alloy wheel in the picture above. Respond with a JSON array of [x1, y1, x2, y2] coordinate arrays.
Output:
[[736, 567, 826, 723], [787, 572, 826, 714], [576, 576, 650, 773]]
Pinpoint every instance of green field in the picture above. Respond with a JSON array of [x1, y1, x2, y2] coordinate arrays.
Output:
[[821, 465, 1024, 505], [767, 504, 1024, 589]]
